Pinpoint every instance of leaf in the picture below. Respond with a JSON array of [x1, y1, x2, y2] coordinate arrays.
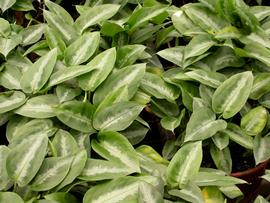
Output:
[[7, 118, 56, 143], [0, 91, 26, 114], [141, 72, 180, 102], [185, 107, 227, 142], [211, 131, 229, 150], [0, 0, 16, 12], [184, 35, 215, 60], [136, 145, 169, 165], [127, 6, 167, 32], [250, 73, 270, 100], [212, 71, 253, 119], [254, 134, 270, 165], [45, 26, 66, 57], [185, 69, 226, 88], [93, 63, 146, 105], [202, 187, 225, 203], [241, 106, 268, 136], [254, 195, 269, 203], [210, 145, 232, 174], [6, 134, 48, 187], [120, 120, 149, 145], [166, 141, 202, 188], [157, 46, 184, 67], [259, 92, 270, 108], [91, 131, 141, 172], [160, 109, 185, 132], [64, 32, 100, 66], [82, 177, 139, 203], [78, 158, 131, 181], [0, 192, 24, 203], [116, 45, 145, 68], [162, 139, 178, 160], [15, 94, 59, 118], [137, 181, 164, 203], [44, 193, 78, 203], [93, 101, 144, 131], [11, 0, 34, 11], [20, 48, 57, 94], [78, 48, 116, 91], [151, 98, 179, 118], [219, 185, 243, 199], [101, 21, 124, 37], [47, 64, 96, 88], [56, 149, 87, 190], [56, 85, 82, 103], [193, 172, 246, 187], [131, 24, 162, 44], [30, 156, 72, 191], [251, 6, 270, 21], [75, 4, 120, 34], [223, 123, 253, 149], [172, 10, 204, 36], [54, 100, 95, 133], [0, 64, 22, 90], [0, 36, 21, 57], [0, 146, 12, 190], [44, 0, 74, 25], [44, 10, 77, 43], [20, 24, 46, 46], [168, 182, 204, 203], [52, 129, 78, 157], [0, 18, 10, 37]]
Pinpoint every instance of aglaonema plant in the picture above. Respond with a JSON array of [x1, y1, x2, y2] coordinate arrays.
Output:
[[0, 0, 270, 202]]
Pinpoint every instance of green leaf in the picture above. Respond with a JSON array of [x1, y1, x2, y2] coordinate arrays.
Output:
[[151, 98, 180, 118], [223, 123, 253, 149], [52, 129, 78, 157], [0, 36, 21, 57], [82, 177, 138, 203], [11, 0, 34, 11], [259, 92, 270, 109], [212, 71, 253, 119], [127, 6, 167, 32], [45, 193, 78, 203], [45, 26, 66, 57], [168, 182, 204, 203], [6, 134, 48, 187], [162, 139, 178, 160], [116, 45, 145, 68], [184, 35, 215, 60], [0, 91, 26, 114], [44, 10, 77, 43], [15, 94, 59, 118], [0, 64, 22, 90], [44, 0, 74, 25], [0, 0, 16, 12], [210, 145, 232, 174], [193, 171, 246, 187], [211, 131, 229, 150], [219, 185, 243, 199], [185, 69, 226, 88], [56, 85, 82, 103], [0, 192, 24, 203], [131, 24, 162, 44], [78, 158, 131, 181], [184, 107, 227, 142], [100, 21, 124, 37], [202, 187, 225, 203], [136, 145, 169, 165], [54, 100, 95, 133], [31, 156, 72, 191], [75, 4, 120, 34], [141, 72, 180, 102], [250, 73, 270, 100], [157, 46, 184, 67], [64, 32, 100, 66], [167, 141, 202, 188], [179, 81, 199, 111], [0, 18, 11, 37], [251, 6, 270, 21], [0, 146, 12, 190], [93, 63, 146, 104], [78, 48, 116, 91], [56, 149, 87, 190], [254, 134, 270, 165], [91, 131, 141, 172], [160, 109, 185, 132], [20, 48, 57, 94], [254, 195, 269, 203], [20, 24, 46, 46], [241, 106, 268, 136], [93, 101, 144, 131]]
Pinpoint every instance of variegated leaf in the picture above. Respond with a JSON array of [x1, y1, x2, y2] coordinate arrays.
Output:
[[15, 94, 59, 118], [6, 134, 48, 187], [20, 48, 57, 94], [0, 64, 22, 90], [0, 0, 16, 12], [20, 24, 46, 46], [0, 91, 26, 114], [0, 146, 12, 190]]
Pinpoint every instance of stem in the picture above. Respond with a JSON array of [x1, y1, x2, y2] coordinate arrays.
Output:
[[83, 91, 88, 102]]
